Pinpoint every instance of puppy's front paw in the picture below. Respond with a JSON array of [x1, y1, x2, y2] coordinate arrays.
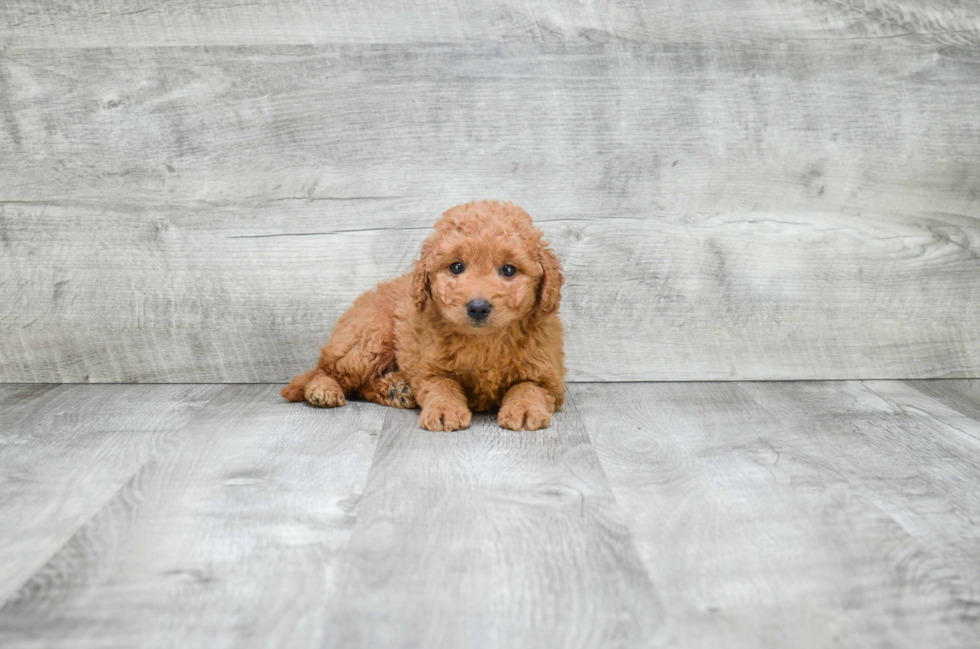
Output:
[[305, 376, 346, 408], [419, 402, 472, 432], [498, 401, 552, 431]]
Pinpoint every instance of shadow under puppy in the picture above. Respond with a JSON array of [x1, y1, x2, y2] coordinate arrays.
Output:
[[282, 200, 565, 431]]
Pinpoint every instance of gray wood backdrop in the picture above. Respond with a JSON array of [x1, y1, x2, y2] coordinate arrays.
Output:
[[1, 1, 979, 383]]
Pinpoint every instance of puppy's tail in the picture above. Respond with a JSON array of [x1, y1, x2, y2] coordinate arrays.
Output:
[[280, 368, 319, 402]]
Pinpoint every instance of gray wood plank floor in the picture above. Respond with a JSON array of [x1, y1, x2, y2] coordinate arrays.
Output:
[[1, 380, 979, 647]]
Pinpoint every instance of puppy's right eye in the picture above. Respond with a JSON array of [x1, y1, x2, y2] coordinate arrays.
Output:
[[449, 262, 465, 275]]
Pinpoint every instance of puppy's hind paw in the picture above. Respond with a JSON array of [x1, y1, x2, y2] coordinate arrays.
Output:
[[305, 375, 346, 408], [383, 374, 417, 409]]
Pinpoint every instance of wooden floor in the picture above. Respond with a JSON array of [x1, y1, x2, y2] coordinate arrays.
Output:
[[1, 380, 979, 648]]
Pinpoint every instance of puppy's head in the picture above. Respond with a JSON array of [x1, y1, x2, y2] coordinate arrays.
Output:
[[413, 200, 563, 334]]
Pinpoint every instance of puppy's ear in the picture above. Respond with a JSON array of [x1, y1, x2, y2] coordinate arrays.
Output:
[[412, 243, 432, 311], [536, 242, 564, 316]]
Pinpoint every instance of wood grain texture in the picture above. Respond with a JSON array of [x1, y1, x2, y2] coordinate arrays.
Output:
[[1, 42, 978, 382], [0, 383, 220, 604], [2, 381, 980, 646], [906, 379, 980, 423], [572, 381, 980, 648], [0, 385, 386, 648], [325, 405, 666, 648], [2, 0, 979, 48], [737, 381, 980, 639]]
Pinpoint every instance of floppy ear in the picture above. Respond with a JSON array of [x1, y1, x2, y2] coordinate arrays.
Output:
[[412, 243, 432, 311], [537, 242, 564, 316]]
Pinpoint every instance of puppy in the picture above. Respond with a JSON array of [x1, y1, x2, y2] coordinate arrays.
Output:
[[281, 200, 565, 431]]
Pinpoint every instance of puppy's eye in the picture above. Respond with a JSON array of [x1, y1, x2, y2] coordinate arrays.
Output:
[[449, 262, 465, 275], [501, 264, 517, 277]]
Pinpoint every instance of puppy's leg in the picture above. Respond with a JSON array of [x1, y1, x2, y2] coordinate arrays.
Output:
[[283, 283, 398, 407], [414, 377, 472, 432], [281, 366, 348, 407], [281, 368, 318, 402], [498, 382, 557, 431], [359, 371, 416, 409]]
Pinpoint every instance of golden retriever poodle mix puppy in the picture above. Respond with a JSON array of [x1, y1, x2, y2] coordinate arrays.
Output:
[[281, 200, 565, 431]]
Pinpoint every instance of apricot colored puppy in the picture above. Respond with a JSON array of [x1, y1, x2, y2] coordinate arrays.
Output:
[[281, 200, 565, 431]]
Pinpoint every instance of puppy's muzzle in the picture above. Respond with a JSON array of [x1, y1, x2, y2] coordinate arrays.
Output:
[[466, 299, 492, 324]]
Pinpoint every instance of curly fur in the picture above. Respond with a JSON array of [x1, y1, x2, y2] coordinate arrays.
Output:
[[281, 200, 566, 431]]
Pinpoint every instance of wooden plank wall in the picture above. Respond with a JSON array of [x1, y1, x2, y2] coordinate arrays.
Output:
[[1, 1, 979, 383]]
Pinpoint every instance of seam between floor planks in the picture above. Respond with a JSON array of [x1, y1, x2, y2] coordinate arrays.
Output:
[[321, 399, 667, 649], [570, 381, 980, 648], [0, 385, 388, 648], [0, 383, 225, 605], [900, 380, 980, 444]]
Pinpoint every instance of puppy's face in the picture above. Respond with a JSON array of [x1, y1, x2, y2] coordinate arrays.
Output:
[[426, 236, 539, 332], [413, 202, 563, 334]]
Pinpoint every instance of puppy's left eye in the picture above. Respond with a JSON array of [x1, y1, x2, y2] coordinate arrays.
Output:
[[449, 262, 465, 275], [500, 264, 517, 277]]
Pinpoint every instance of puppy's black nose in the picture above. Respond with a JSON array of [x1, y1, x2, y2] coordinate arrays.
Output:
[[466, 299, 492, 322]]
